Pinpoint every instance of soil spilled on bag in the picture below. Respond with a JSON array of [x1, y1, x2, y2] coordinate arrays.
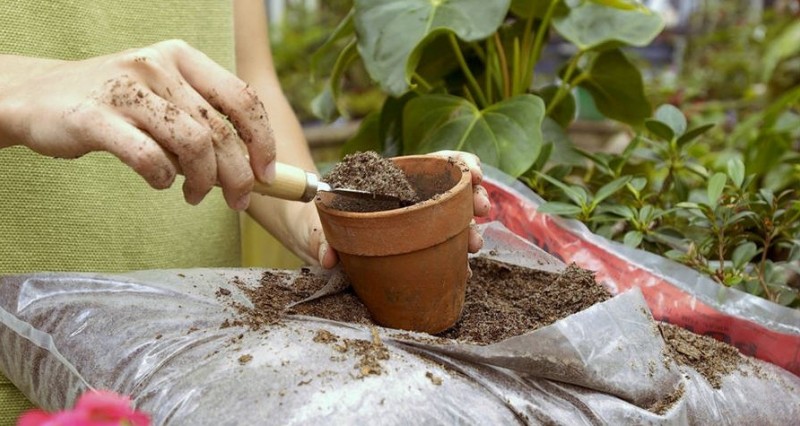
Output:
[[658, 322, 749, 389], [217, 257, 770, 400], [322, 151, 420, 212]]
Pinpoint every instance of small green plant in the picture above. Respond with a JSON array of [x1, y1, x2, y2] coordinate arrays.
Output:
[[537, 104, 800, 307]]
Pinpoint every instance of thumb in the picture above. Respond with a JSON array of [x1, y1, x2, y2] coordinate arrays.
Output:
[[309, 223, 339, 269]]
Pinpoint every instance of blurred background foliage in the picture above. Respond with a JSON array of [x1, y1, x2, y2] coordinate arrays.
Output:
[[263, 0, 799, 306]]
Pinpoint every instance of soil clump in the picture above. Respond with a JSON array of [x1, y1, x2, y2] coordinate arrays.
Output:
[[322, 151, 420, 212], [658, 322, 746, 389]]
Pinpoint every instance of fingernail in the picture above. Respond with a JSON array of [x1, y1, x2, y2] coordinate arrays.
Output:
[[263, 161, 276, 184], [318, 241, 328, 265], [235, 194, 250, 210]]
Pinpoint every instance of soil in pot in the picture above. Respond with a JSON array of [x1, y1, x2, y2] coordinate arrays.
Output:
[[322, 151, 421, 212]]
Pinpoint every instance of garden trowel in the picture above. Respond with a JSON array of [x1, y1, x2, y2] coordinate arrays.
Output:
[[252, 161, 402, 203]]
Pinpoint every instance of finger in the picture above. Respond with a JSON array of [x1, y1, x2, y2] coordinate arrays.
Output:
[[163, 40, 276, 183], [468, 220, 483, 253], [82, 112, 179, 190], [473, 185, 492, 217], [152, 76, 256, 210], [107, 80, 216, 204], [309, 224, 339, 269], [432, 150, 483, 185]]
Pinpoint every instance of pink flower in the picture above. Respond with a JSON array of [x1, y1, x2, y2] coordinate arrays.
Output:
[[18, 390, 150, 426]]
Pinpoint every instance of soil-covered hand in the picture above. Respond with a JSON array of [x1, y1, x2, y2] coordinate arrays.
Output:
[[0, 40, 275, 210]]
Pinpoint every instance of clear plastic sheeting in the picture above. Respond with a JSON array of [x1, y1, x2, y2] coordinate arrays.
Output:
[[1, 223, 799, 425]]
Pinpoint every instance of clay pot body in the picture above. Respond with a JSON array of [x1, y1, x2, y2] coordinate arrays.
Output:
[[315, 156, 473, 334]]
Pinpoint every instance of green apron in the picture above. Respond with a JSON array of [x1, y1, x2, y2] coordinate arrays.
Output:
[[0, 1, 239, 422]]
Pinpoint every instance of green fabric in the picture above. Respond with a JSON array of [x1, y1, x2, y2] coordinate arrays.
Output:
[[0, 0, 239, 421], [0, 376, 34, 426]]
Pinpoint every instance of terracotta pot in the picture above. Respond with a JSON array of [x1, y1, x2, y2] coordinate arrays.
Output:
[[315, 155, 473, 333]]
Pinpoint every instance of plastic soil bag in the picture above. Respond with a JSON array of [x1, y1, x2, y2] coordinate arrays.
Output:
[[0, 222, 798, 425], [479, 166, 800, 377]]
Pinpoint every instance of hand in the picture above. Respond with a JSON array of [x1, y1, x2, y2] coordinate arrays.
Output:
[[307, 151, 492, 269], [0, 40, 275, 210], [430, 150, 492, 253]]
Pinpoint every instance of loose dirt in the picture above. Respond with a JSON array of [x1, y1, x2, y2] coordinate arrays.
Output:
[[658, 322, 747, 389], [218, 256, 764, 396], [322, 151, 420, 212]]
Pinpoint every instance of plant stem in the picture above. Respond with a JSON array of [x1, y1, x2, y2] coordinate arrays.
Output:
[[545, 51, 583, 115], [493, 33, 511, 98], [528, 0, 560, 85], [448, 33, 487, 108], [512, 38, 521, 96], [518, 15, 535, 92], [412, 73, 433, 93], [757, 233, 776, 301]]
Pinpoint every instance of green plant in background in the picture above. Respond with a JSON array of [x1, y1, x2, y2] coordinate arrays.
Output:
[[310, 0, 799, 307], [313, 0, 663, 177], [271, 0, 383, 123], [537, 104, 800, 307]]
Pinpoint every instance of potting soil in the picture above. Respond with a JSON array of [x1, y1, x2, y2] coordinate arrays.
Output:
[[1, 223, 798, 425], [322, 151, 420, 212]]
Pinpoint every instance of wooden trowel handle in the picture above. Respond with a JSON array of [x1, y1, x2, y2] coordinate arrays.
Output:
[[251, 161, 319, 202]]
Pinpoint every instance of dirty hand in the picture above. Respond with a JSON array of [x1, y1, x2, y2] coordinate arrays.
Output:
[[306, 150, 492, 269], [0, 40, 275, 210], [431, 150, 492, 253]]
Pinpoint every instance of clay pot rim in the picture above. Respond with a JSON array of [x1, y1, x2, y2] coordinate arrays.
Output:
[[315, 155, 471, 219]]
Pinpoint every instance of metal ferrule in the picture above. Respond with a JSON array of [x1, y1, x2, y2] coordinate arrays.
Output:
[[302, 172, 326, 202]]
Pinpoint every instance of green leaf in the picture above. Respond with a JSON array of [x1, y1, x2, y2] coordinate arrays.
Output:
[[311, 40, 359, 121], [654, 104, 687, 137], [579, 49, 651, 127], [676, 201, 701, 210], [731, 242, 758, 270], [537, 201, 583, 217], [541, 118, 584, 167], [589, 0, 650, 12], [676, 123, 715, 146], [353, 0, 510, 96], [311, 10, 355, 74], [727, 158, 746, 189], [602, 204, 634, 219], [707, 172, 727, 206], [593, 176, 632, 205], [638, 204, 654, 222], [628, 177, 647, 193], [536, 171, 588, 206], [404, 94, 545, 177], [776, 288, 799, 306], [623, 230, 644, 247], [539, 85, 577, 128], [380, 92, 418, 157], [342, 111, 383, 155], [553, 2, 663, 51], [761, 20, 800, 82], [644, 119, 674, 141]]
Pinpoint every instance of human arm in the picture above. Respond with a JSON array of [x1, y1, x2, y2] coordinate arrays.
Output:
[[233, 0, 491, 267]]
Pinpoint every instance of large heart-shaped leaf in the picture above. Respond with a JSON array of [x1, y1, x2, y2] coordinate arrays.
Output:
[[403, 94, 545, 177], [353, 0, 510, 96], [578, 49, 651, 127], [553, 2, 663, 51]]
